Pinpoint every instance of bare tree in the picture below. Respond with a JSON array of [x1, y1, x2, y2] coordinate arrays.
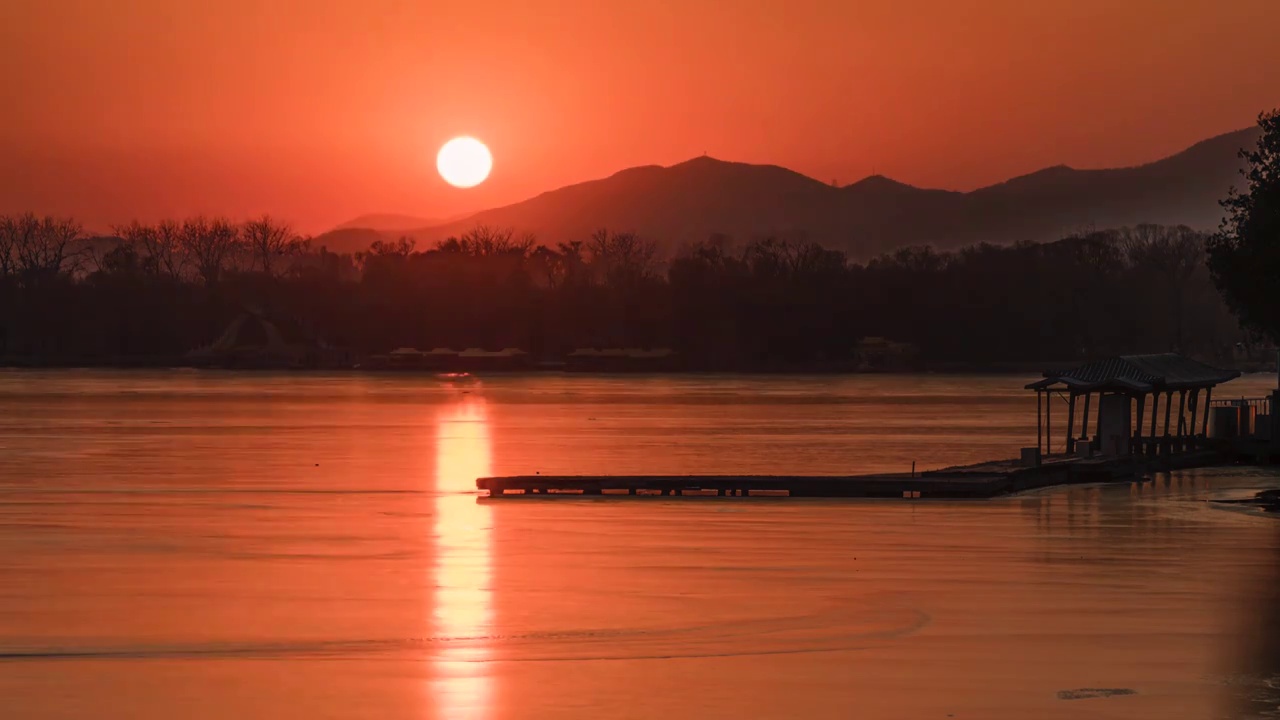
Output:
[[1120, 224, 1207, 351], [356, 236, 415, 266], [0, 216, 17, 278], [180, 216, 242, 286], [438, 226, 535, 257], [119, 219, 189, 280], [0, 213, 82, 281], [747, 236, 848, 278], [112, 221, 166, 277], [242, 215, 307, 277], [529, 245, 566, 289], [528, 240, 588, 289], [586, 229, 659, 285]]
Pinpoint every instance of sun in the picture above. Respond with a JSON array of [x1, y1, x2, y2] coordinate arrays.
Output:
[[437, 136, 492, 188]]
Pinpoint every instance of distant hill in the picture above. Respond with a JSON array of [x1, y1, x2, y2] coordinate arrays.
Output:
[[333, 213, 441, 232], [950, 129, 1258, 246], [342, 127, 1261, 258], [309, 227, 385, 255]]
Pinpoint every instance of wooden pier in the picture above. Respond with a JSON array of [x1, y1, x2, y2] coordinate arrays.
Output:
[[478, 472, 1009, 499], [476, 451, 1225, 499], [476, 355, 1274, 501]]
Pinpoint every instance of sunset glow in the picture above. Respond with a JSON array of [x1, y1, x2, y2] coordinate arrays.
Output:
[[4, 2, 1278, 230], [437, 137, 493, 189], [430, 396, 493, 719]]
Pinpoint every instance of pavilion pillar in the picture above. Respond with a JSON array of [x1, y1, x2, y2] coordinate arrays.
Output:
[[1095, 392, 1105, 449], [1047, 390, 1052, 455], [1201, 387, 1213, 436], [1163, 391, 1173, 437], [1177, 390, 1188, 451], [1134, 394, 1147, 456], [1066, 392, 1078, 453], [1150, 392, 1160, 438], [1188, 389, 1201, 445], [1036, 390, 1043, 456], [1080, 392, 1092, 447]]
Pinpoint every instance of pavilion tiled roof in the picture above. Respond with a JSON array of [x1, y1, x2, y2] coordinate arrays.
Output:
[[1025, 353, 1239, 393]]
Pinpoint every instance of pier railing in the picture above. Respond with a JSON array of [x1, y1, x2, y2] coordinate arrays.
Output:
[[1210, 396, 1272, 415]]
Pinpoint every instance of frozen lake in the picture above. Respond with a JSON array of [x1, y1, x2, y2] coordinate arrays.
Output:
[[1, 371, 1278, 719]]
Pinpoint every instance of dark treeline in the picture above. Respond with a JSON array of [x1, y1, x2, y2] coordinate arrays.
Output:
[[0, 213, 1245, 369]]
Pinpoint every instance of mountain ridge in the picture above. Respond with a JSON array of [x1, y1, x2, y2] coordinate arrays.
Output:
[[321, 127, 1259, 258]]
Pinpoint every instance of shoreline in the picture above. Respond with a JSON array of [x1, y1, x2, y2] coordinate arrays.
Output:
[[1210, 488, 1280, 513], [3, 360, 1276, 376]]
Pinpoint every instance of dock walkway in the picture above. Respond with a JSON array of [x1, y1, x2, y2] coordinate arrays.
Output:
[[475, 450, 1225, 499]]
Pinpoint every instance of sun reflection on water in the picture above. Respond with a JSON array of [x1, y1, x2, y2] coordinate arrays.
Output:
[[429, 396, 493, 719]]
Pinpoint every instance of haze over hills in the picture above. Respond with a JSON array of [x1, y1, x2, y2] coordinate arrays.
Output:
[[318, 213, 444, 253], [333, 213, 444, 231], [318, 212, 467, 253], [322, 127, 1259, 258]]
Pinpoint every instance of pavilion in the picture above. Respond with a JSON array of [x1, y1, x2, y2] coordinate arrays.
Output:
[[186, 307, 351, 369], [1026, 353, 1240, 458]]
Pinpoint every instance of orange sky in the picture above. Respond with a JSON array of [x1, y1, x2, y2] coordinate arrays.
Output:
[[2, 0, 1278, 233]]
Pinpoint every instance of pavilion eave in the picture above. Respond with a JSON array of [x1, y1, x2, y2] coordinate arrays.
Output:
[[1024, 377, 1152, 393]]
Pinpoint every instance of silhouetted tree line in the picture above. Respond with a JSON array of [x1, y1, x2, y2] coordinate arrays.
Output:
[[0, 212, 1245, 369]]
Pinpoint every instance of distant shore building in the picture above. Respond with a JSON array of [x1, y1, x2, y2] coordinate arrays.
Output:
[[360, 347, 531, 371], [852, 337, 917, 371], [186, 308, 351, 369], [565, 347, 677, 372]]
